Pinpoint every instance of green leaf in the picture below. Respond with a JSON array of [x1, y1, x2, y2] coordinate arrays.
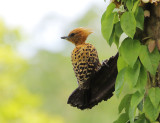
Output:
[[139, 46, 159, 75], [108, 25, 115, 46], [132, 0, 140, 13], [125, 60, 141, 87], [115, 68, 126, 97], [148, 48, 160, 74], [113, 113, 129, 123], [119, 94, 132, 113], [101, 13, 115, 44], [101, 3, 116, 43], [126, 0, 133, 11], [129, 91, 144, 123], [119, 38, 141, 67], [139, 46, 153, 74], [113, 13, 119, 24], [130, 92, 144, 108], [134, 114, 150, 123], [103, 3, 116, 17], [135, 65, 147, 93], [117, 55, 127, 72], [137, 100, 143, 112], [120, 12, 136, 38], [113, 33, 119, 48], [115, 22, 123, 37], [144, 96, 159, 121], [109, 22, 121, 46], [114, 22, 123, 48], [148, 87, 160, 109], [135, 7, 144, 30]]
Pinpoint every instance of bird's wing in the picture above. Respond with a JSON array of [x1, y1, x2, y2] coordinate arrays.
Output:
[[71, 43, 101, 89]]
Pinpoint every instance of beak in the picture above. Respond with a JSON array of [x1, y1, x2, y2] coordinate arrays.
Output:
[[61, 36, 68, 39]]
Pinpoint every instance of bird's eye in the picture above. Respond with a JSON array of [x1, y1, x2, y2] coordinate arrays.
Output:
[[70, 33, 75, 37]]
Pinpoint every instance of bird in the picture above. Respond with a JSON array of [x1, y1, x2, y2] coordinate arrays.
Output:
[[61, 27, 101, 105]]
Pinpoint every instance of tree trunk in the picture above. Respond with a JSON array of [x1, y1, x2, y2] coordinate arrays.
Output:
[[143, 3, 160, 122]]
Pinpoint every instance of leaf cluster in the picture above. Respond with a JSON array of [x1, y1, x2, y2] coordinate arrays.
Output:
[[101, 0, 160, 122]]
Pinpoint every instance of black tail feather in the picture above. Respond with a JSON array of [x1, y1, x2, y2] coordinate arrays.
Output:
[[67, 53, 118, 110]]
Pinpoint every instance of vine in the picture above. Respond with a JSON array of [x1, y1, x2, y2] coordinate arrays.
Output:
[[101, 0, 160, 122]]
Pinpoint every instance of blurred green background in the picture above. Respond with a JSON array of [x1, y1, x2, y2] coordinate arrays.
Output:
[[0, 0, 120, 123]]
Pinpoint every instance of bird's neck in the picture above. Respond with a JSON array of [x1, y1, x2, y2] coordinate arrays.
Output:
[[75, 42, 86, 46]]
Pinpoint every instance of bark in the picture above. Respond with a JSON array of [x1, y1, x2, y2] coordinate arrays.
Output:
[[143, 3, 160, 122]]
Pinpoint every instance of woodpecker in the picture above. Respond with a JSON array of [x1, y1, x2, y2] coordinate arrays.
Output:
[[61, 27, 101, 104]]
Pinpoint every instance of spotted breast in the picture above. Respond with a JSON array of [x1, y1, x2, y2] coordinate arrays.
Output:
[[71, 43, 101, 89]]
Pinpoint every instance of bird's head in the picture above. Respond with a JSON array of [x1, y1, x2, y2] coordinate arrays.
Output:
[[61, 27, 93, 46]]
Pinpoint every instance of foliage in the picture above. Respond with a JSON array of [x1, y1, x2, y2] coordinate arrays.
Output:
[[101, 1, 160, 123]]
